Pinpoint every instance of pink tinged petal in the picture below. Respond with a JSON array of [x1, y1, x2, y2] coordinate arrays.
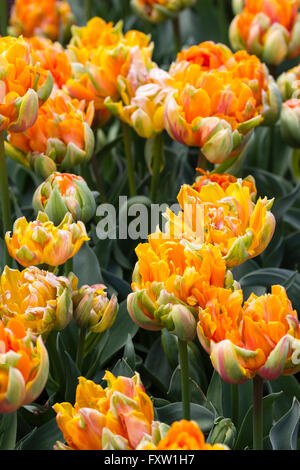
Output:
[[163, 92, 191, 146], [259, 335, 298, 381], [119, 410, 151, 449], [210, 340, 256, 384], [8, 89, 39, 133], [77, 408, 106, 450], [23, 336, 49, 405], [0, 367, 25, 413]]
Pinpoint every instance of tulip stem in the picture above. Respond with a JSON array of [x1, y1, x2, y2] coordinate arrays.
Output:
[[122, 122, 137, 198], [0, 0, 7, 36], [64, 257, 73, 277], [172, 17, 181, 54], [178, 339, 190, 420], [0, 130, 12, 267], [85, 0, 92, 21], [150, 133, 164, 203], [76, 327, 87, 371], [231, 384, 239, 427], [253, 375, 264, 450]]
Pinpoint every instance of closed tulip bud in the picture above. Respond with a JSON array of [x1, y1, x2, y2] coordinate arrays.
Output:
[[33, 172, 96, 225], [72, 282, 118, 333], [262, 25, 289, 66], [209, 417, 236, 448], [5, 212, 89, 268], [0, 319, 49, 413], [232, 0, 244, 14], [131, 0, 196, 24], [280, 99, 300, 147]]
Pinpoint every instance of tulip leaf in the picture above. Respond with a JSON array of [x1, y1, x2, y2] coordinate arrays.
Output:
[[234, 391, 283, 450], [269, 397, 300, 450], [0, 412, 17, 450], [167, 366, 206, 406], [102, 268, 131, 301], [73, 243, 104, 287], [111, 358, 135, 378], [156, 402, 215, 432], [206, 370, 223, 416], [17, 418, 63, 450], [98, 299, 139, 368], [123, 334, 137, 371], [268, 375, 300, 420]]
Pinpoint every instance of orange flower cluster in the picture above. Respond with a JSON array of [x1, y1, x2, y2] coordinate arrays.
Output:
[[9, 0, 75, 41], [229, 0, 300, 65]]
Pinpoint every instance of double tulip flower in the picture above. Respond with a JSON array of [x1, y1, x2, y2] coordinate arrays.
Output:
[[229, 0, 300, 66], [0, 36, 53, 133], [163, 41, 281, 164], [5, 89, 95, 178]]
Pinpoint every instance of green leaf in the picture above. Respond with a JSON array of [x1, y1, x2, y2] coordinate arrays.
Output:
[[206, 370, 223, 416], [234, 391, 283, 450], [123, 334, 136, 371], [268, 375, 300, 420], [0, 412, 17, 450], [111, 358, 135, 378], [99, 299, 139, 367], [156, 402, 215, 432], [17, 418, 63, 450], [73, 243, 104, 287], [270, 398, 300, 450]]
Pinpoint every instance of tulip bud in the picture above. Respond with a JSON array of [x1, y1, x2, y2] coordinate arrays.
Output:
[[280, 99, 300, 148], [33, 172, 96, 225], [232, 0, 244, 15], [209, 417, 236, 448], [72, 283, 118, 333], [131, 0, 196, 24], [262, 25, 289, 66]]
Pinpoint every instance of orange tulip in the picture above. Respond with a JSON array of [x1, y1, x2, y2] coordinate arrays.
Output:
[[6, 89, 95, 177], [197, 284, 300, 383], [66, 17, 153, 126], [0, 318, 49, 413], [164, 42, 281, 163], [53, 372, 155, 450], [9, 0, 75, 41], [127, 236, 238, 341], [229, 0, 300, 65], [5, 212, 89, 268], [139, 420, 228, 450], [0, 36, 53, 133], [26, 37, 72, 89], [0, 265, 73, 336], [164, 177, 275, 267]]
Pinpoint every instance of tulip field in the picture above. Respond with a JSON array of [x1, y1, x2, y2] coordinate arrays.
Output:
[[0, 0, 300, 453]]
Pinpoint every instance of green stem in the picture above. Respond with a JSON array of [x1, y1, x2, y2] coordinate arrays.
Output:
[[150, 133, 164, 203], [231, 384, 239, 427], [0, 130, 12, 267], [291, 148, 300, 180], [268, 125, 274, 173], [178, 339, 190, 420], [64, 257, 73, 277], [253, 375, 264, 450], [76, 327, 87, 371], [122, 122, 136, 198], [172, 16, 181, 54], [85, 0, 92, 22], [0, 0, 7, 36]]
